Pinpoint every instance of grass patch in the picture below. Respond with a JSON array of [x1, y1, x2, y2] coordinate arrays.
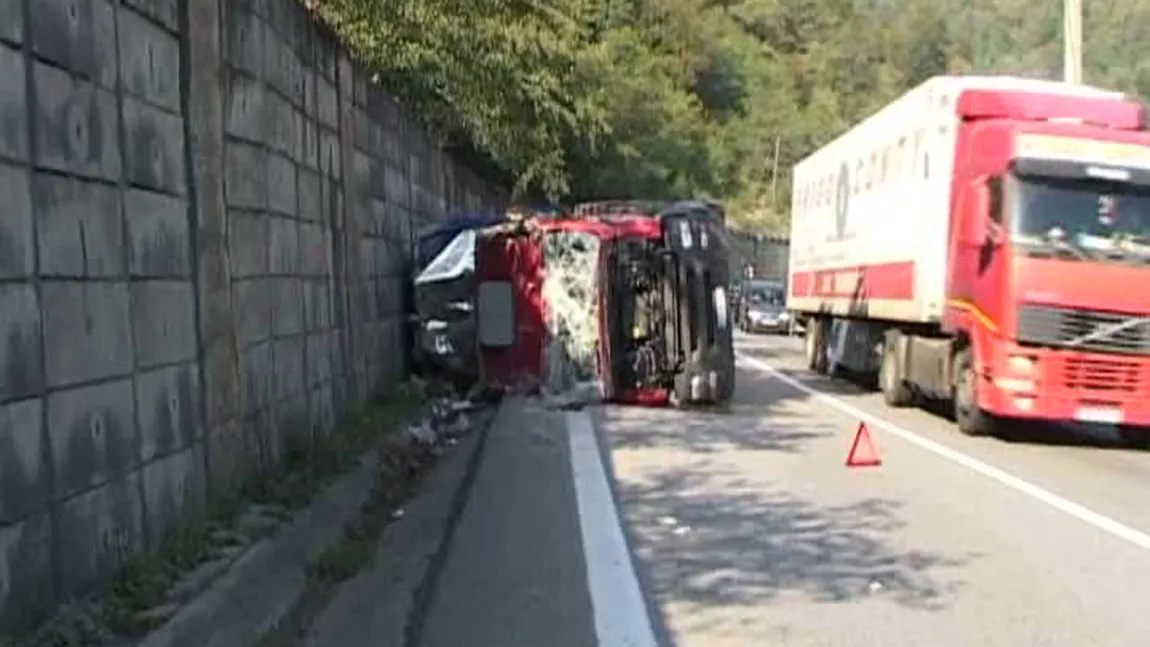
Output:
[[98, 384, 424, 638]]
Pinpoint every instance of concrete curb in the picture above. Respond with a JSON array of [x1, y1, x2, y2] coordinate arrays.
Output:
[[135, 448, 382, 647], [135, 404, 497, 647], [301, 402, 497, 647]]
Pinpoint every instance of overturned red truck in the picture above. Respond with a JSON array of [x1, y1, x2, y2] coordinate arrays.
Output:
[[788, 75, 1150, 443], [412, 200, 736, 406]]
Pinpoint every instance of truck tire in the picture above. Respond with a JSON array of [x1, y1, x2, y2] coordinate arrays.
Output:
[[1117, 425, 1150, 450], [879, 338, 914, 407], [953, 346, 994, 437], [804, 318, 829, 375]]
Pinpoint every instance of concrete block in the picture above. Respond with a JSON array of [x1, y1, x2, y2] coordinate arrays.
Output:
[[0, 284, 42, 404], [352, 108, 369, 154], [370, 160, 388, 202], [262, 28, 292, 99], [385, 163, 408, 207], [299, 113, 319, 170], [319, 129, 341, 180], [200, 337, 240, 430], [268, 152, 297, 216], [231, 0, 267, 19], [224, 7, 264, 77], [352, 150, 370, 206], [305, 332, 331, 388], [29, 0, 117, 89], [291, 106, 306, 162], [299, 221, 327, 276], [0, 0, 21, 46], [270, 277, 303, 337], [131, 281, 197, 369], [0, 512, 54, 635], [315, 30, 337, 82], [308, 381, 332, 437], [54, 471, 145, 598], [123, 96, 186, 194], [141, 443, 206, 546], [125, 188, 191, 278], [0, 44, 27, 162], [303, 280, 330, 333], [272, 336, 304, 402], [118, 6, 180, 112], [228, 209, 269, 278], [43, 281, 132, 387], [0, 398, 47, 524], [32, 62, 121, 181], [251, 406, 281, 472], [302, 68, 317, 118], [298, 168, 321, 221], [136, 362, 201, 463], [357, 237, 374, 277], [0, 162, 32, 279], [47, 377, 138, 500], [268, 214, 300, 274], [225, 140, 268, 209], [123, 0, 178, 30], [34, 173, 124, 277], [268, 92, 295, 157], [239, 341, 273, 417], [225, 70, 267, 144], [316, 78, 337, 129], [232, 278, 272, 347]]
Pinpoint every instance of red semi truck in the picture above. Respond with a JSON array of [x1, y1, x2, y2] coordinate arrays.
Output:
[[787, 75, 1150, 443]]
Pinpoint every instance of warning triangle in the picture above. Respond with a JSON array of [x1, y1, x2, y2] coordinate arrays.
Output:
[[846, 422, 882, 468]]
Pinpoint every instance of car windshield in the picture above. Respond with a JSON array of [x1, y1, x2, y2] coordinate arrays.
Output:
[[745, 285, 784, 306], [1011, 174, 1150, 265]]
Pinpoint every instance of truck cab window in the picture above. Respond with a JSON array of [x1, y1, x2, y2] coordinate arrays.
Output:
[[987, 176, 1003, 224]]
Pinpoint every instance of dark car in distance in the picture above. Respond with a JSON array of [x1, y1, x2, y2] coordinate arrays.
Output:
[[736, 280, 793, 334]]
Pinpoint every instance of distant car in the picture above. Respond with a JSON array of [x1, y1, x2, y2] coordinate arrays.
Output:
[[737, 280, 793, 334]]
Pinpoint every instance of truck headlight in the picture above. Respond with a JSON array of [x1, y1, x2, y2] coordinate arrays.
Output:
[[1007, 354, 1036, 374]]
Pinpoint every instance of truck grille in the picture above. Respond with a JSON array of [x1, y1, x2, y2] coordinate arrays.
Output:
[[1016, 305, 1150, 356], [1061, 357, 1142, 393]]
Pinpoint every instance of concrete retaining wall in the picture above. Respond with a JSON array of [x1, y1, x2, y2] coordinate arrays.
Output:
[[0, 0, 507, 633]]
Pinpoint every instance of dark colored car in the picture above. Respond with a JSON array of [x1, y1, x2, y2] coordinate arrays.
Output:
[[737, 280, 793, 334]]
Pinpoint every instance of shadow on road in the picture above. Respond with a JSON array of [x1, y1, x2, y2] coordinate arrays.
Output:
[[757, 353, 1133, 452], [620, 467, 969, 613], [598, 371, 973, 641], [607, 399, 832, 454]]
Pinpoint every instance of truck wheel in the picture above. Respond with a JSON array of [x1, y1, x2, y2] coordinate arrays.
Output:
[[953, 346, 994, 437], [804, 319, 829, 375], [1117, 425, 1150, 450], [879, 338, 914, 407]]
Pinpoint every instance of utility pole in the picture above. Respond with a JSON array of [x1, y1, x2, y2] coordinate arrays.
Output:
[[1063, 0, 1083, 84]]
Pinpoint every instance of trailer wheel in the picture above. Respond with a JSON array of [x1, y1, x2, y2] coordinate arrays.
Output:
[[953, 346, 994, 437], [805, 318, 829, 375], [879, 338, 914, 407]]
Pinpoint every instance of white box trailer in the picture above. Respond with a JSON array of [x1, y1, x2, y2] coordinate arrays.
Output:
[[785, 75, 1125, 324]]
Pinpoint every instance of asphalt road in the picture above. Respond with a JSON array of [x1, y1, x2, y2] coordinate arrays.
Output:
[[307, 333, 1150, 646]]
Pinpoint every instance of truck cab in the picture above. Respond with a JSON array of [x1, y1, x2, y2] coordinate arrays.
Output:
[[947, 94, 1150, 440], [788, 75, 1150, 444]]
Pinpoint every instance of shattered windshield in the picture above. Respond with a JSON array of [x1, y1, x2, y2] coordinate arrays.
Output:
[[1011, 175, 1150, 265]]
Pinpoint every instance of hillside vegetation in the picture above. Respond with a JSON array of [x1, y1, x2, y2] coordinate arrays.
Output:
[[312, 0, 1148, 233]]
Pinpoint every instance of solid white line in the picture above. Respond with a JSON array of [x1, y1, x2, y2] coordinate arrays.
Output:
[[566, 409, 660, 647], [736, 351, 1150, 551]]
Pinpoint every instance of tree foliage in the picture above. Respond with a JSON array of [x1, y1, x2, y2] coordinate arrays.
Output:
[[312, 0, 1150, 234]]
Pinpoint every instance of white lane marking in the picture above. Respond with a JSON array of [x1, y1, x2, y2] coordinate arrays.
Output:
[[737, 351, 1150, 551], [566, 410, 660, 647]]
